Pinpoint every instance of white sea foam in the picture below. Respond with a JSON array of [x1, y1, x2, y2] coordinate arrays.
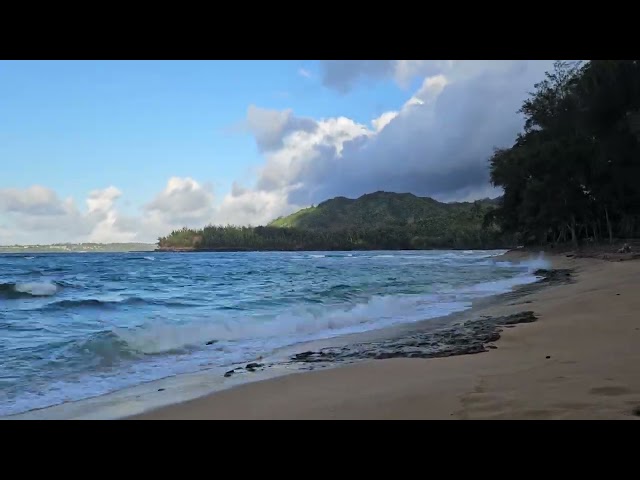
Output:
[[14, 281, 59, 296], [1, 249, 548, 418]]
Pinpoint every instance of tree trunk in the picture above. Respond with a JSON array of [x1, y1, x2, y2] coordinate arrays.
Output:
[[604, 207, 613, 244], [569, 216, 578, 248]]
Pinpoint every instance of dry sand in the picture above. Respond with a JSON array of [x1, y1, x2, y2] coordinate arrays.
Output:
[[132, 252, 640, 420]]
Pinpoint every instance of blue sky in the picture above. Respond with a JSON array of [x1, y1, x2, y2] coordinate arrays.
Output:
[[1, 60, 409, 211], [0, 60, 553, 244]]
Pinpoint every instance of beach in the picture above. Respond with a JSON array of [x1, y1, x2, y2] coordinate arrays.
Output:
[[132, 251, 640, 420]]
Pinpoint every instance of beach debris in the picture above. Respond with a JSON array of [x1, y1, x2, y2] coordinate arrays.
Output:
[[245, 362, 263, 372], [617, 243, 631, 254], [288, 310, 540, 365], [496, 311, 537, 325]]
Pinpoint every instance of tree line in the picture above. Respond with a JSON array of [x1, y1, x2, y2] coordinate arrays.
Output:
[[159, 60, 640, 252], [157, 217, 510, 251], [487, 60, 640, 247]]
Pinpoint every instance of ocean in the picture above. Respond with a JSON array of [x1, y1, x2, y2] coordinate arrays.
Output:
[[0, 250, 546, 417]]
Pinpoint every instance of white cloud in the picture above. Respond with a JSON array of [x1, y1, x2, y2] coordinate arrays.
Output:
[[0, 186, 67, 216], [298, 68, 312, 78], [235, 60, 554, 210], [0, 185, 128, 244], [319, 60, 535, 93], [2, 60, 558, 244], [371, 111, 398, 132], [145, 177, 215, 224]]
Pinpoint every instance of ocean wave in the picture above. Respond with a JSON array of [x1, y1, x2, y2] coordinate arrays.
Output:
[[45, 298, 141, 310], [108, 293, 470, 356], [0, 281, 60, 299], [42, 296, 192, 311], [460, 274, 540, 296], [519, 252, 551, 272], [68, 331, 141, 364]]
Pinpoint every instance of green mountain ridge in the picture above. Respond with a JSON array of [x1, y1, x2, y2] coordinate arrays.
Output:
[[269, 191, 500, 231], [158, 192, 507, 251]]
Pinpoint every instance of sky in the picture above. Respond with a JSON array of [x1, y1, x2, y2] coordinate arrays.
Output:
[[0, 60, 555, 245]]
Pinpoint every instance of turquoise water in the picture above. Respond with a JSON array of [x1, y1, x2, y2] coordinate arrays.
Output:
[[0, 250, 543, 416]]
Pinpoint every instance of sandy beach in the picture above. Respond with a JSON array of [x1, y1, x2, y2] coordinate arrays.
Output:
[[130, 251, 640, 420]]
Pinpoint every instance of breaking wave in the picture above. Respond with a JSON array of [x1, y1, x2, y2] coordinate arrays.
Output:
[[0, 281, 60, 298]]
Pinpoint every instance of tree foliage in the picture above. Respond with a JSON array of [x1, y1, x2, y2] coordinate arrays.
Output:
[[158, 193, 510, 251], [489, 60, 640, 246], [159, 61, 640, 252]]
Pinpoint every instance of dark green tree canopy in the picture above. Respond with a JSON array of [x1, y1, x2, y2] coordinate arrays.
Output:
[[489, 60, 640, 246]]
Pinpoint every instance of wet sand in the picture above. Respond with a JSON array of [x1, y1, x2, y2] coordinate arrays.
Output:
[[133, 252, 640, 419]]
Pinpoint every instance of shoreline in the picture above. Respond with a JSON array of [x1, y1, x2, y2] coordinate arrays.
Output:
[[130, 250, 640, 420], [153, 247, 515, 253], [8, 249, 639, 420], [3, 249, 541, 420]]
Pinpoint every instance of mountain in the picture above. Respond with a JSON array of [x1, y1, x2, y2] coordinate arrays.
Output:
[[157, 192, 508, 251], [269, 191, 500, 232]]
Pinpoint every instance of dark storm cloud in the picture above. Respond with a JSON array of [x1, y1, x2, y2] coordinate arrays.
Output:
[[278, 61, 554, 205], [319, 60, 396, 93], [246, 105, 317, 153]]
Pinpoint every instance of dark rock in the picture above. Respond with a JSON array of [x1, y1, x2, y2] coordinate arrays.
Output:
[[487, 332, 501, 342], [288, 309, 540, 367], [545, 356, 551, 359], [533, 269, 572, 284], [616, 293, 621, 296], [496, 311, 537, 325], [294, 351, 315, 360], [633, 406, 640, 417], [246, 362, 263, 370], [157, 388, 165, 392], [206, 340, 216, 346], [224, 369, 235, 378]]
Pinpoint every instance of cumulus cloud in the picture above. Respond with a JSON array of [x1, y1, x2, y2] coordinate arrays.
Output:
[[145, 177, 215, 225], [319, 60, 536, 92], [230, 60, 554, 212], [320, 60, 396, 93], [0, 185, 132, 244], [2, 60, 558, 244], [0, 186, 68, 216], [245, 105, 318, 153]]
